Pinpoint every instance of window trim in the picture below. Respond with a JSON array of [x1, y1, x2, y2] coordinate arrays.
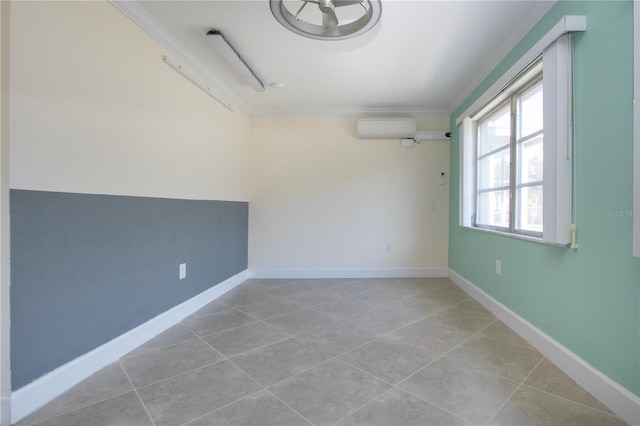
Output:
[[456, 16, 586, 127], [458, 16, 586, 247]]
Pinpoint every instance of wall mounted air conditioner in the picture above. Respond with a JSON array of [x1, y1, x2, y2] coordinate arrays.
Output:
[[357, 117, 416, 139]]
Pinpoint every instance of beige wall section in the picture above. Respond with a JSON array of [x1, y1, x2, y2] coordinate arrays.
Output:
[[0, 1, 10, 424], [10, 1, 249, 201], [249, 116, 450, 270]]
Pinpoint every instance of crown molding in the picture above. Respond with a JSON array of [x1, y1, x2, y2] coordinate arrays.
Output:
[[448, 0, 557, 114], [251, 106, 450, 117], [109, 0, 252, 114]]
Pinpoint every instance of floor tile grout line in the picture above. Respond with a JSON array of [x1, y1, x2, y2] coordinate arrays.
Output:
[[142, 280, 498, 400], [274, 318, 341, 338], [348, 300, 488, 345], [209, 333, 294, 359], [120, 329, 200, 360], [331, 357, 397, 388], [121, 333, 212, 363], [484, 356, 545, 425], [327, 382, 398, 425], [190, 292, 484, 356], [329, 356, 469, 425], [342, 287, 430, 304], [174, 392, 262, 426], [200, 318, 333, 360], [335, 336, 440, 379], [262, 388, 317, 426], [363, 300, 497, 422], [200, 308, 376, 361], [323, 310, 479, 426], [196, 335, 319, 426], [26, 277, 609, 426], [262, 355, 338, 390], [198, 314, 297, 339], [184, 302, 235, 319], [305, 298, 441, 334], [11, 283, 440, 417], [130, 358, 228, 392], [253, 289, 495, 367], [123, 320, 297, 385], [297, 300, 479, 361], [16, 366, 140, 426], [517, 380, 624, 419], [468, 331, 541, 352], [181, 337, 275, 425], [253, 305, 324, 323], [181, 315, 262, 337], [17, 387, 138, 426], [254, 354, 396, 426], [183, 306, 252, 322], [388, 316, 532, 391], [390, 385, 482, 426], [320, 333, 387, 360], [173, 380, 290, 426], [238, 304, 319, 323], [119, 360, 158, 426], [391, 324, 485, 391], [388, 318, 475, 345], [246, 279, 579, 424]]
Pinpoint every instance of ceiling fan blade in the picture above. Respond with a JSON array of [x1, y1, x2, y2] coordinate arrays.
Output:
[[333, 0, 363, 6], [321, 7, 338, 30], [294, 1, 309, 20]]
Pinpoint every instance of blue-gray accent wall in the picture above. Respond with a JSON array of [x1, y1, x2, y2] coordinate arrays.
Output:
[[10, 189, 248, 389]]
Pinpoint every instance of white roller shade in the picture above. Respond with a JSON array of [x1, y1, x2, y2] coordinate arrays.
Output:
[[542, 34, 573, 245]]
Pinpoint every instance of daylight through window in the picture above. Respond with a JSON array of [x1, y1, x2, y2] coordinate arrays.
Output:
[[458, 25, 583, 246], [475, 74, 543, 237]]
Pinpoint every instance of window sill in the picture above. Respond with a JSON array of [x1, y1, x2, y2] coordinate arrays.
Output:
[[461, 225, 571, 248]]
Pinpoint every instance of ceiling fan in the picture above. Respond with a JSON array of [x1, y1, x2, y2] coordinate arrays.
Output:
[[270, 0, 382, 41], [298, 0, 365, 32]]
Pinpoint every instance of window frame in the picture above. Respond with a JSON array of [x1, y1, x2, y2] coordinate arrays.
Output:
[[473, 72, 544, 238], [634, 0, 639, 258], [458, 17, 586, 247]]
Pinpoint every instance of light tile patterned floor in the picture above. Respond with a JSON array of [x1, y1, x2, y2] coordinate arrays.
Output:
[[16, 278, 626, 426]]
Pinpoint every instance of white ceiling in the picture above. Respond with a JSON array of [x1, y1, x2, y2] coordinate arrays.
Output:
[[119, 0, 555, 115]]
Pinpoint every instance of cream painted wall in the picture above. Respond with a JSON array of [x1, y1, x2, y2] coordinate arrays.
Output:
[[249, 116, 450, 270], [0, 2, 10, 424], [10, 1, 249, 201]]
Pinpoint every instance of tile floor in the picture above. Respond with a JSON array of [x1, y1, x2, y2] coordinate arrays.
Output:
[[16, 278, 626, 426]]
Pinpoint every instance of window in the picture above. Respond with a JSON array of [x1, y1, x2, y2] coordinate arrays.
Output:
[[474, 71, 543, 238], [458, 17, 587, 246]]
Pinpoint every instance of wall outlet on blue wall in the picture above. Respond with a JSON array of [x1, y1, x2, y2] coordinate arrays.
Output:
[[179, 263, 186, 280]]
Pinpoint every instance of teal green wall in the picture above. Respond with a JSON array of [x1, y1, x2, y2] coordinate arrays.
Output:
[[449, 1, 640, 396]]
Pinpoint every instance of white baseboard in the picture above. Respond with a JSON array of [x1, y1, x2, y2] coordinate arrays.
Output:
[[448, 268, 640, 426], [11, 270, 250, 424], [249, 267, 449, 279]]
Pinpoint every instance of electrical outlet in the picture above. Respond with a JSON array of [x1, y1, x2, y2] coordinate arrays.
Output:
[[385, 241, 392, 252], [495, 260, 501, 276], [179, 263, 186, 280]]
